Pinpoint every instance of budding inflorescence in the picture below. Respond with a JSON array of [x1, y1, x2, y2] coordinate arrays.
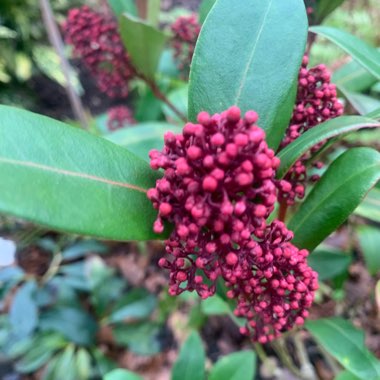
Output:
[[148, 106, 318, 342], [279, 56, 344, 205], [107, 106, 135, 131], [63, 6, 134, 98], [171, 14, 201, 76]]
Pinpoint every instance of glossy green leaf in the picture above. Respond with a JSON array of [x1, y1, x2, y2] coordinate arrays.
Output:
[[306, 318, 380, 380], [199, 0, 216, 23], [277, 116, 380, 179], [315, 0, 346, 23], [10, 281, 38, 339], [120, 14, 170, 80], [105, 369, 143, 380], [357, 226, 380, 275], [367, 107, 380, 119], [354, 187, 380, 223], [201, 294, 231, 316], [0, 106, 162, 241], [338, 87, 380, 115], [172, 331, 205, 380], [106, 122, 180, 162], [209, 351, 256, 380], [335, 371, 360, 380], [289, 148, 380, 251], [333, 59, 377, 93], [108, 0, 137, 17], [308, 250, 351, 281], [189, 0, 307, 149], [310, 26, 380, 80]]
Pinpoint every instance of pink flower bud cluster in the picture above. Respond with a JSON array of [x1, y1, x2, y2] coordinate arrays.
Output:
[[278, 56, 344, 205], [170, 14, 201, 76], [107, 106, 135, 131], [63, 6, 134, 98], [148, 106, 318, 341]]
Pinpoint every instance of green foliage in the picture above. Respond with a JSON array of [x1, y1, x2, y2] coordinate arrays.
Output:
[[189, 0, 307, 149], [356, 226, 380, 275]]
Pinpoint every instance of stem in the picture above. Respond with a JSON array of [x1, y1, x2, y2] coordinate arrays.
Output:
[[278, 201, 288, 222], [142, 75, 187, 122], [39, 0, 89, 130], [253, 343, 268, 362], [136, 0, 148, 19], [294, 333, 318, 380]]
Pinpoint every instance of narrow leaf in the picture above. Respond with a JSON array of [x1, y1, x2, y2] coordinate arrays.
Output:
[[172, 331, 205, 380], [306, 318, 380, 380], [357, 226, 380, 275], [0, 106, 162, 241], [105, 369, 143, 380], [310, 26, 380, 80], [277, 116, 380, 179], [289, 148, 380, 251], [189, 0, 308, 149], [105, 122, 180, 162], [354, 187, 380, 223], [120, 14, 170, 80], [209, 351, 256, 380]]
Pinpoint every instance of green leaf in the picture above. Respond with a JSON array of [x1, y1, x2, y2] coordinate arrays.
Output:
[[162, 85, 188, 124], [9, 281, 38, 339], [209, 351, 256, 380], [40, 306, 98, 346], [106, 122, 180, 162], [306, 318, 380, 380], [310, 26, 380, 80], [201, 294, 231, 316], [120, 14, 170, 80], [357, 226, 380, 275], [335, 371, 360, 380], [62, 240, 108, 260], [53, 345, 78, 380], [75, 348, 92, 380], [308, 250, 351, 281], [289, 148, 380, 251], [171, 331, 205, 380], [333, 59, 377, 93], [354, 187, 380, 223], [108, 0, 137, 17], [199, 0, 216, 24], [338, 87, 380, 116], [105, 369, 143, 380], [277, 116, 380, 179], [0, 105, 162, 241], [147, 0, 161, 27], [108, 289, 157, 323], [189, 0, 308, 149], [315, 0, 346, 23]]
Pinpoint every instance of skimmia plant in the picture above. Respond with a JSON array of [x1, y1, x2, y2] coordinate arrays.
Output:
[[1, 0, 380, 377]]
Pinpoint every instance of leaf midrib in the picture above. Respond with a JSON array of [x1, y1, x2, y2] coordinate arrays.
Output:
[[0, 157, 147, 193], [291, 162, 380, 237]]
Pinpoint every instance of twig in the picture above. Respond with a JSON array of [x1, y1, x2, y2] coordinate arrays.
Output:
[[136, 0, 148, 19], [254, 343, 268, 362], [278, 201, 288, 222], [294, 333, 318, 380], [39, 0, 89, 130]]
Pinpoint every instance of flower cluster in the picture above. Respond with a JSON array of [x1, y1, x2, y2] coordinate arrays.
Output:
[[278, 56, 344, 205], [107, 106, 135, 131], [148, 106, 318, 341], [63, 6, 134, 98], [170, 14, 201, 76]]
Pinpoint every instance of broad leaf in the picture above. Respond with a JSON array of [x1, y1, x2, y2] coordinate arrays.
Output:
[[188, 0, 308, 149], [105, 369, 143, 380], [310, 26, 380, 80], [308, 249, 351, 281], [199, 0, 216, 24], [108, 0, 137, 17], [120, 14, 170, 80], [335, 372, 360, 380], [209, 351, 256, 380], [172, 331, 205, 380], [162, 86, 188, 123], [315, 0, 346, 23], [367, 107, 380, 119], [277, 116, 380, 179], [289, 148, 380, 251], [306, 318, 380, 380], [357, 226, 380, 275], [354, 187, 380, 223], [106, 122, 180, 162], [0, 106, 162, 241]]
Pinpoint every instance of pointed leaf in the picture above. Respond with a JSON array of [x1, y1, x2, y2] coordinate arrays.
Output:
[[0, 106, 163, 241], [209, 351, 256, 380], [277, 116, 380, 179], [289, 148, 380, 251], [120, 14, 170, 80], [188, 0, 308, 149], [172, 331, 205, 380], [310, 26, 380, 80], [306, 318, 380, 380]]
